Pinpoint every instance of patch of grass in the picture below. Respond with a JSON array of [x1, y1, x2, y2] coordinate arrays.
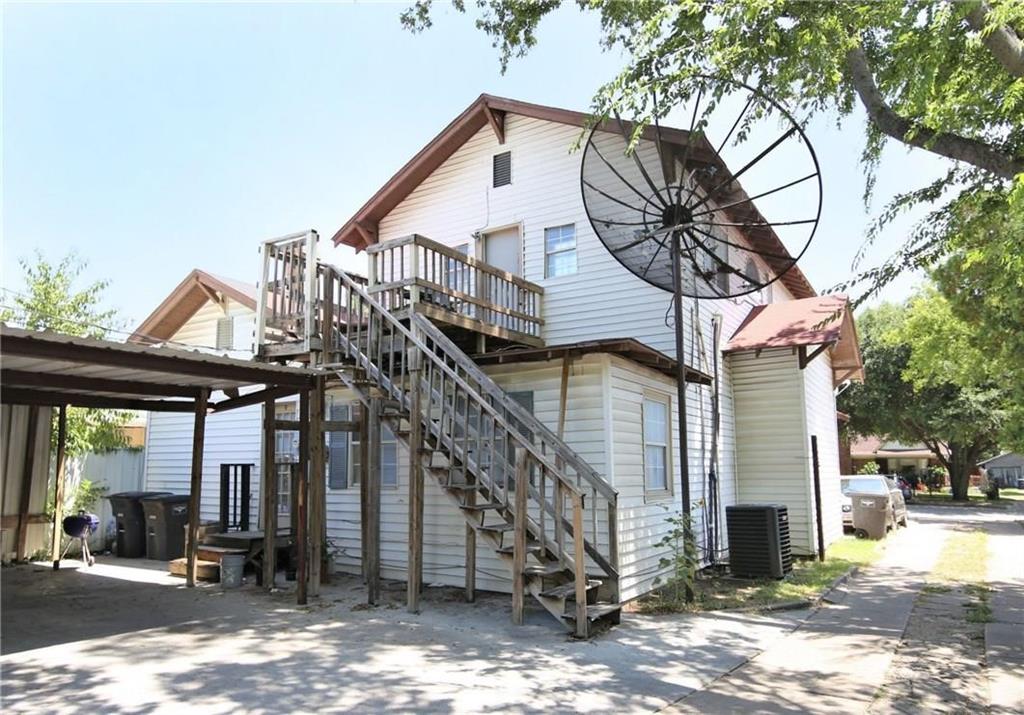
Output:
[[964, 584, 994, 623], [636, 536, 884, 613], [921, 583, 953, 594], [914, 487, 1010, 508], [1000, 488, 1024, 501], [930, 530, 989, 584]]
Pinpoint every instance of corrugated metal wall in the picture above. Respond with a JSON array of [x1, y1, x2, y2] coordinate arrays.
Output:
[[66, 449, 145, 551]]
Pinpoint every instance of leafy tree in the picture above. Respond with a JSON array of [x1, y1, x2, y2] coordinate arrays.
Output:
[[839, 289, 1004, 500], [1, 252, 131, 456], [402, 1, 1024, 299], [857, 461, 880, 475]]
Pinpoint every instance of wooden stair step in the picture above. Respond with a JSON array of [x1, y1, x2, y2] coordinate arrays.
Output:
[[524, 563, 569, 577], [563, 603, 621, 622], [169, 557, 219, 581], [495, 543, 543, 556], [476, 522, 514, 534], [461, 502, 504, 512], [445, 483, 481, 492], [196, 545, 248, 564], [539, 579, 602, 600]]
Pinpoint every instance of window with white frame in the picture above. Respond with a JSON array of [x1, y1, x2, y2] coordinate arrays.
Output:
[[643, 395, 671, 495], [544, 224, 577, 278], [326, 400, 398, 489]]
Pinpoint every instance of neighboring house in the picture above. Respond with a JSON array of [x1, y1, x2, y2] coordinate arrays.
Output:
[[978, 453, 1024, 488], [133, 94, 863, 615], [846, 436, 943, 475]]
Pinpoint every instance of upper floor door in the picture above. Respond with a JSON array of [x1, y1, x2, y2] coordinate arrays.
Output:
[[482, 225, 521, 276]]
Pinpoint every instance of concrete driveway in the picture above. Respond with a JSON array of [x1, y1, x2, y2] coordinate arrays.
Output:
[[1, 558, 805, 713]]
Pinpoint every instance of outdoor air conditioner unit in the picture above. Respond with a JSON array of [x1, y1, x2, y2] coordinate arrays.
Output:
[[725, 504, 793, 579]]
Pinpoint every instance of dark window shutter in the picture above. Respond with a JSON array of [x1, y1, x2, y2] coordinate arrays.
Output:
[[493, 152, 511, 187], [327, 402, 349, 489]]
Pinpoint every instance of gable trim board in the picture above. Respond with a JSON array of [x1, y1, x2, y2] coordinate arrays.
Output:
[[331, 93, 816, 302], [130, 269, 257, 345]]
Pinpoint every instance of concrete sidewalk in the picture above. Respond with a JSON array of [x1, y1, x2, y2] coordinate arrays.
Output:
[[667, 511, 949, 714], [985, 507, 1024, 714]]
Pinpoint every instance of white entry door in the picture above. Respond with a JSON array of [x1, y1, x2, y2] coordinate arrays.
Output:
[[482, 227, 521, 329], [483, 226, 521, 276]]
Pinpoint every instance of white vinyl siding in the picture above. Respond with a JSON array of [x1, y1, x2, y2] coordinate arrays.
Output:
[[803, 351, 843, 549], [728, 348, 818, 555], [169, 297, 254, 354]]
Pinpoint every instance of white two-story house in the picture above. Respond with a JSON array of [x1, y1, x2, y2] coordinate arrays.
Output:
[[133, 94, 862, 629]]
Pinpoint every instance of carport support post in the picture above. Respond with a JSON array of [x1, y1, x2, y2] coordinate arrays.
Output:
[[296, 388, 309, 605], [811, 435, 826, 562], [407, 339, 424, 613], [262, 396, 278, 589], [309, 376, 326, 597], [366, 397, 382, 605], [186, 388, 209, 587], [50, 405, 68, 569]]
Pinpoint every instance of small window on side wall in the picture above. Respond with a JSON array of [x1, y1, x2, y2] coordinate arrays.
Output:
[[544, 224, 577, 278], [493, 151, 512, 188], [643, 395, 672, 497], [215, 316, 234, 350]]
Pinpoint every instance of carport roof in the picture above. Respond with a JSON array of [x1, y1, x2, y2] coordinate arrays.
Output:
[[0, 325, 314, 412]]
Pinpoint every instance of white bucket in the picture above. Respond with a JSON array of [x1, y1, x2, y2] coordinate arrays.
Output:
[[220, 554, 245, 589]]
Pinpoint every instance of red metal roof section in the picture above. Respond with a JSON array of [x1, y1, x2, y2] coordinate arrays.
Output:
[[330, 93, 817, 300], [725, 294, 864, 382]]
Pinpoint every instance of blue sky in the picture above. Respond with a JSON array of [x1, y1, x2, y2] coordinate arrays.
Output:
[[2, 2, 949, 334]]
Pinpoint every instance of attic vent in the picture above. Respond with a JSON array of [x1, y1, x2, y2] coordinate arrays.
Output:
[[493, 151, 511, 187], [216, 316, 234, 350]]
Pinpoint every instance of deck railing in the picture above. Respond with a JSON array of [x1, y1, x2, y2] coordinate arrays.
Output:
[[366, 234, 545, 345]]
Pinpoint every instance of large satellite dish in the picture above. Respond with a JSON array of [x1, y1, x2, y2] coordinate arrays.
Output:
[[580, 76, 822, 588], [581, 75, 821, 299]]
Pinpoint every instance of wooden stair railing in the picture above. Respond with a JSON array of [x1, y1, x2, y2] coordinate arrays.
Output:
[[318, 263, 620, 636]]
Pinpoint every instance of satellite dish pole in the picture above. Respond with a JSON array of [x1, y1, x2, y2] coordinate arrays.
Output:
[[580, 76, 822, 602], [671, 227, 694, 602]]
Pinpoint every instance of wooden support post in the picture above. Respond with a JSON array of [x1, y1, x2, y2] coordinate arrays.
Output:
[[464, 522, 477, 603], [186, 388, 209, 587], [309, 376, 325, 596], [511, 447, 528, 626], [573, 492, 588, 638], [296, 388, 310, 605], [407, 341, 424, 613], [366, 397, 382, 605], [262, 396, 278, 590], [50, 405, 68, 569], [16, 405, 40, 561], [557, 355, 571, 440], [359, 401, 370, 581]]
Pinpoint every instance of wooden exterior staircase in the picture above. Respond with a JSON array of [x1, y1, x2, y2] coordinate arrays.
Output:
[[256, 231, 621, 637]]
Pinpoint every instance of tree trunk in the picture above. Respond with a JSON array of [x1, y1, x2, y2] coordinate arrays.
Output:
[[948, 443, 971, 501]]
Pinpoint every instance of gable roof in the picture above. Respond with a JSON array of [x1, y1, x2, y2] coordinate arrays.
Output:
[[129, 269, 257, 345], [725, 294, 864, 384], [978, 452, 1024, 468], [330, 93, 816, 300]]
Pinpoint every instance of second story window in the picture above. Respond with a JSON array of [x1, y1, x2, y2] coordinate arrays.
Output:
[[544, 224, 577, 278]]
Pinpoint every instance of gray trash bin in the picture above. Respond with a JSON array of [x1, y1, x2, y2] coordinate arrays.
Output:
[[141, 494, 190, 560], [851, 491, 889, 540], [109, 491, 171, 557], [220, 553, 245, 589]]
